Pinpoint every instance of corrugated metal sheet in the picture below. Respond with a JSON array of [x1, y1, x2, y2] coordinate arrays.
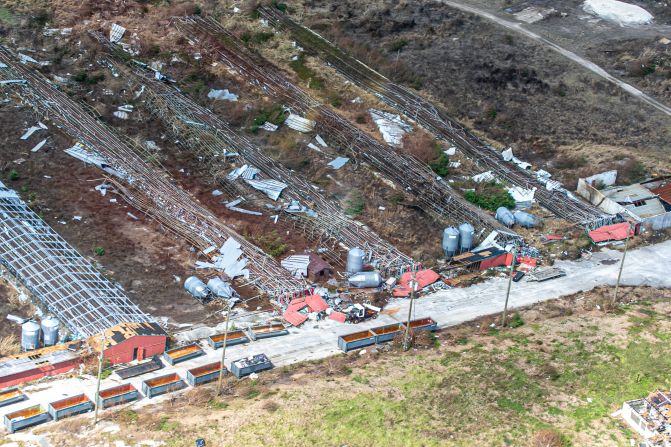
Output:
[[244, 179, 287, 201], [285, 114, 315, 133], [651, 183, 671, 206], [305, 294, 329, 312], [281, 255, 310, 277]]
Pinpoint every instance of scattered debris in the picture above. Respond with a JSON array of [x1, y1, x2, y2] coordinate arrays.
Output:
[[20, 122, 47, 140], [527, 267, 567, 282], [315, 135, 327, 147], [110, 23, 126, 43], [506, 186, 536, 209], [285, 113, 316, 133], [65, 143, 131, 181], [30, 139, 47, 153], [584, 169, 618, 187], [260, 122, 278, 132], [245, 179, 287, 201], [472, 171, 496, 183], [281, 254, 311, 278], [369, 109, 412, 146]]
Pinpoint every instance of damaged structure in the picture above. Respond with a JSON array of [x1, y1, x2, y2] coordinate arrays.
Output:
[[622, 390, 671, 446]]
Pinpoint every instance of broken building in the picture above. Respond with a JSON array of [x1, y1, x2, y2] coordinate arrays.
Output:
[[622, 390, 671, 446]]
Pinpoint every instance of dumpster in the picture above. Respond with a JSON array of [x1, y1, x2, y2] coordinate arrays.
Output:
[[97, 383, 140, 409], [230, 354, 273, 379], [162, 343, 204, 366], [408, 317, 438, 332], [186, 362, 225, 387], [116, 355, 163, 379], [0, 388, 27, 408], [371, 323, 406, 344], [48, 394, 94, 421], [142, 373, 187, 398], [208, 330, 249, 349], [248, 324, 288, 341], [4, 405, 50, 433], [337, 329, 376, 352]]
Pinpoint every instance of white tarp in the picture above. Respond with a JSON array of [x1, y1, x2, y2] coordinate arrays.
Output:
[[207, 89, 238, 102], [582, 0, 653, 26], [584, 170, 618, 187], [472, 171, 496, 183], [507, 186, 536, 208], [369, 109, 412, 146]]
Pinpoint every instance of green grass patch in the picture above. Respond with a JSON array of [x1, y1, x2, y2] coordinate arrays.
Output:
[[289, 55, 324, 90], [464, 180, 515, 211]]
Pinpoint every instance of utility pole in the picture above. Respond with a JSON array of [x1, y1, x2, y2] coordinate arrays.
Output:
[[403, 268, 417, 351], [216, 303, 231, 397], [93, 332, 105, 426], [613, 223, 632, 306], [501, 242, 518, 328]]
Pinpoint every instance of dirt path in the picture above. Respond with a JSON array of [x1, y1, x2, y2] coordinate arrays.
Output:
[[440, 0, 671, 118]]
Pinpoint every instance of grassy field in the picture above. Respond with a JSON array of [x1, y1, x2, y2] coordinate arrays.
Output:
[[26, 287, 671, 447]]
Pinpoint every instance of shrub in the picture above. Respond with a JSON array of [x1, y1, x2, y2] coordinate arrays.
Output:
[[8, 169, 18, 181], [389, 39, 408, 52], [72, 71, 105, 85], [464, 181, 515, 211], [254, 231, 287, 257], [289, 55, 324, 90], [531, 428, 567, 447], [272, 1, 288, 13], [430, 153, 450, 177], [250, 104, 286, 133], [509, 312, 524, 328], [345, 191, 365, 216], [93, 246, 105, 256], [618, 159, 647, 184], [554, 155, 587, 170]]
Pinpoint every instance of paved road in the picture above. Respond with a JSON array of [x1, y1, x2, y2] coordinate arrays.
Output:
[[3, 240, 670, 438], [440, 0, 671, 118]]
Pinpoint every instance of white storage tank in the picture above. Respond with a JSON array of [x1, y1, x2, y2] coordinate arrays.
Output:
[[21, 320, 41, 351], [514, 211, 541, 228], [348, 272, 383, 288], [207, 277, 234, 298], [495, 207, 515, 227], [41, 316, 60, 347], [184, 276, 210, 300], [442, 227, 460, 258], [346, 247, 365, 274], [458, 223, 475, 252]]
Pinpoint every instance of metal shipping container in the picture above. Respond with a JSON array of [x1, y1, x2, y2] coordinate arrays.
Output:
[[97, 383, 140, 409], [248, 324, 288, 341], [0, 388, 27, 408], [162, 343, 204, 366], [408, 317, 438, 332], [337, 329, 376, 352], [208, 330, 249, 349], [230, 354, 273, 379], [116, 356, 163, 379], [142, 373, 187, 399], [371, 323, 406, 344], [186, 362, 225, 387], [4, 405, 50, 433], [48, 394, 94, 421]]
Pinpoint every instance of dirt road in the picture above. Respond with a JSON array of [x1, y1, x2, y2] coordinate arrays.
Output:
[[440, 0, 671, 118]]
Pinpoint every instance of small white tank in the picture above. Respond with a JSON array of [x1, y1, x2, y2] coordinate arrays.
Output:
[[346, 247, 365, 274], [184, 276, 210, 300], [41, 317, 60, 347], [21, 320, 41, 351], [458, 223, 475, 252], [442, 227, 460, 258], [514, 211, 540, 228], [207, 277, 234, 298], [495, 207, 515, 227], [348, 272, 383, 288]]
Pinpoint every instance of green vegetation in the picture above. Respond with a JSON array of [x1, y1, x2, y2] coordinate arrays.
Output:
[[0, 7, 16, 25], [429, 151, 450, 177], [389, 39, 409, 53], [8, 169, 18, 181], [509, 312, 524, 329], [250, 104, 286, 133], [158, 417, 180, 432], [464, 180, 515, 211], [241, 31, 275, 45], [289, 55, 324, 90], [72, 71, 105, 85], [93, 246, 105, 256], [272, 1, 288, 13], [344, 191, 365, 216], [253, 230, 287, 258]]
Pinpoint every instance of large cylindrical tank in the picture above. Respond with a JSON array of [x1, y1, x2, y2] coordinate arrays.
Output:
[[346, 247, 365, 274], [207, 277, 234, 298], [495, 207, 515, 227], [458, 223, 475, 252], [514, 211, 540, 228], [442, 227, 460, 258], [41, 317, 59, 347], [348, 272, 383, 288], [21, 320, 41, 351], [184, 276, 210, 300]]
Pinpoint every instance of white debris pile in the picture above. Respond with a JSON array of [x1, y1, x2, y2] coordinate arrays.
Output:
[[20, 122, 47, 140], [584, 169, 618, 187], [472, 171, 496, 183], [207, 89, 238, 102], [507, 186, 536, 209], [582, 0, 653, 26], [281, 254, 310, 278], [285, 113, 315, 133], [113, 104, 134, 120], [195, 238, 250, 279], [227, 164, 287, 201], [369, 109, 413, 146]]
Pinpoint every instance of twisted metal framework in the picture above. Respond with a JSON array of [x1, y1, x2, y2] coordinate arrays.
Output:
[[258, 7, 613, 229], [0, 46, 307, 299], [90, 34, 413, 275], [173, 16, 520, 244], [0, 181, 154, 338]]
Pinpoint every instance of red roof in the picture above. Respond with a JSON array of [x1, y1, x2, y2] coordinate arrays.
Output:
[[283, 309, 308, 326], [328, 311, 347, 323], [589, 222, 633, 243], [305, 294, 329, 312], [393, 269, 440, 297], [651, 183, 671, 205]]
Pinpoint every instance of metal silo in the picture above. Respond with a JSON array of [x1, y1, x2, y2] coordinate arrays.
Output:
[[458, 223, 475, 252], [207, 277, 234, 298], [41, 317, 60, 347], [495, 207, 515, 227], [348, 272, 383, 288], [21, 320, 41, 351], [346, 247, 365, 274], [442, 227, 460, 258], [184, 276, 210, 300], [514, 211, 540, 228]]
